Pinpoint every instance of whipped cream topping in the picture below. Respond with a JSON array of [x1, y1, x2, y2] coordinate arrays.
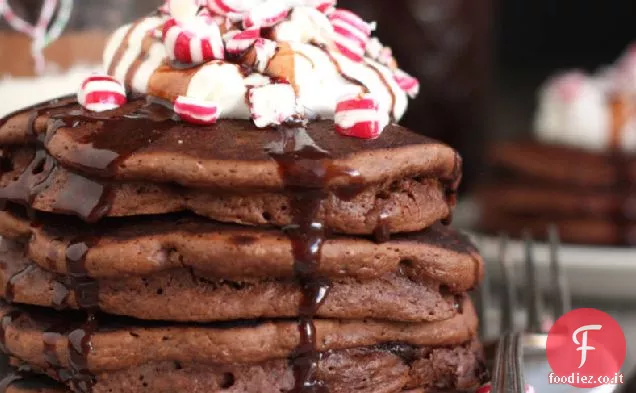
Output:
[[102, 0, 416, 131], [534, 44, 636, 151]]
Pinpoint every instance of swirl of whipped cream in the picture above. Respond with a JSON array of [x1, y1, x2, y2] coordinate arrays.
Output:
[[103, 0, 414, 127], [534, 69, 636, 152], [534, 43, 636, 151]]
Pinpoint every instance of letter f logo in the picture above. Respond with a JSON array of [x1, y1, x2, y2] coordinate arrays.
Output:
[[572, 324, 602, 368]]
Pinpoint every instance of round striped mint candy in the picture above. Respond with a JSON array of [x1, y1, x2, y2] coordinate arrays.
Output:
[[243, 2, 290, 29], [174, 96, 220, 125], [394, 69, 420, 98], [77, 75, 127, 112], [162, 17, 225, 64], [329, 9, 374, 62], [334, 93, 388, 139], [223, 28, 261, 55]]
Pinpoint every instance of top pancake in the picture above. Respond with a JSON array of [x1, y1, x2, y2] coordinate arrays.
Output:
[[0, 97, 461, 191]]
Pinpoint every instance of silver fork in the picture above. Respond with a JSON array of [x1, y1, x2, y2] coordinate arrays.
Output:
[[474, 225, 572, 393]]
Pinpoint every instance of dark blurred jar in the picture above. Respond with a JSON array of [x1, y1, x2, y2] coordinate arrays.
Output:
[[340, 0, 493, 190]]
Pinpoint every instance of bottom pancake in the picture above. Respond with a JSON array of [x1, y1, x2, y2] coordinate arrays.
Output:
[[4, 338, 485, 393], [0, 300, 482, 393], [0, 300, 477, 372]]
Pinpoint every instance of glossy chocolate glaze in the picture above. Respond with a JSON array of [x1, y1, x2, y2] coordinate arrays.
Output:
[[0, 93, 465, 393]]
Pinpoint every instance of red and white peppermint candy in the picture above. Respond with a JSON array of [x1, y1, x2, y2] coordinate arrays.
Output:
[[394, 69, 420, 98], [223, 28, 260, 55], [174, 95, 220, 125], [162, 17, 225, 64], [303, 0, 337, 14], [253, 38, 277, 72], [334, 93, 388, 139], [329, 9, 374, 62], [248, 83, 297, 128], [243, 2, 290, 29], [77, 75, 127, 112], [206, 0, 242, 15]]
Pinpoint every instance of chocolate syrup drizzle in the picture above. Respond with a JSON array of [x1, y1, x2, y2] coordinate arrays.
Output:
[[0, 97, 180, 393], [0, 93, 465, 393], [266, 126, 361, 393]]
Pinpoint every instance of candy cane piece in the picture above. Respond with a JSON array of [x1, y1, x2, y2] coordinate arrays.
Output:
[[174, 96, 220, 125], [223, 28, 260, 55], [163, 17, 225, 64], [207, 0, 242, 15], [393, 69, 420, 98], [335, 93, 388, 139], [302, 0, 336, 14], [329, 9, 374, 62], [243, 2, 290, 29], [78, 75, 127, 112]]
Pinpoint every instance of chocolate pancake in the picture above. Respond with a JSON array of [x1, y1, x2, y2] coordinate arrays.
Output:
[[0, 210, 482, 292], [0, 242, 465, 322], [0, 98, 461, 191], [489, 141, 636, 187], [478, 183, 626, 217], [0, 148, 451, 234], [0, 300, 478, 371], [6, 341, 484, 393], [478, 207, 636, 246], [480, 140, 636, 245]]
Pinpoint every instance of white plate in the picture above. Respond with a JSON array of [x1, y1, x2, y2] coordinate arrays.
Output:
[[467, 232, 636, 301]]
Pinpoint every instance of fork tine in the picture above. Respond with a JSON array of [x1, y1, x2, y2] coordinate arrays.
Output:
[[491, 332, 525, 393], [498, 233, 516, 334], [548, 224, 571, 317], [523, 230, 543, 333], [472, 234, 491, 339]]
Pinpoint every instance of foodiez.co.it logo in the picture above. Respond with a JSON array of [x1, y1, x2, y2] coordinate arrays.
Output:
[[573, 324, 602, 368], [546, 309, 626, 388]]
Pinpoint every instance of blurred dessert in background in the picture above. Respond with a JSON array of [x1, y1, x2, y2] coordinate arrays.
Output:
[[478, 44, 636, 246], [0, 0, 156, 116]]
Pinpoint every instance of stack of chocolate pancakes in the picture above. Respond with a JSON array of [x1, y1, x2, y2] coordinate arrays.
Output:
[[0, 95, 485, 393], [478, 141, 636, 246]]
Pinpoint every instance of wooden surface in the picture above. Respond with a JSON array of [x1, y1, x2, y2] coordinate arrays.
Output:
[[0, 31, 108, 76]]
